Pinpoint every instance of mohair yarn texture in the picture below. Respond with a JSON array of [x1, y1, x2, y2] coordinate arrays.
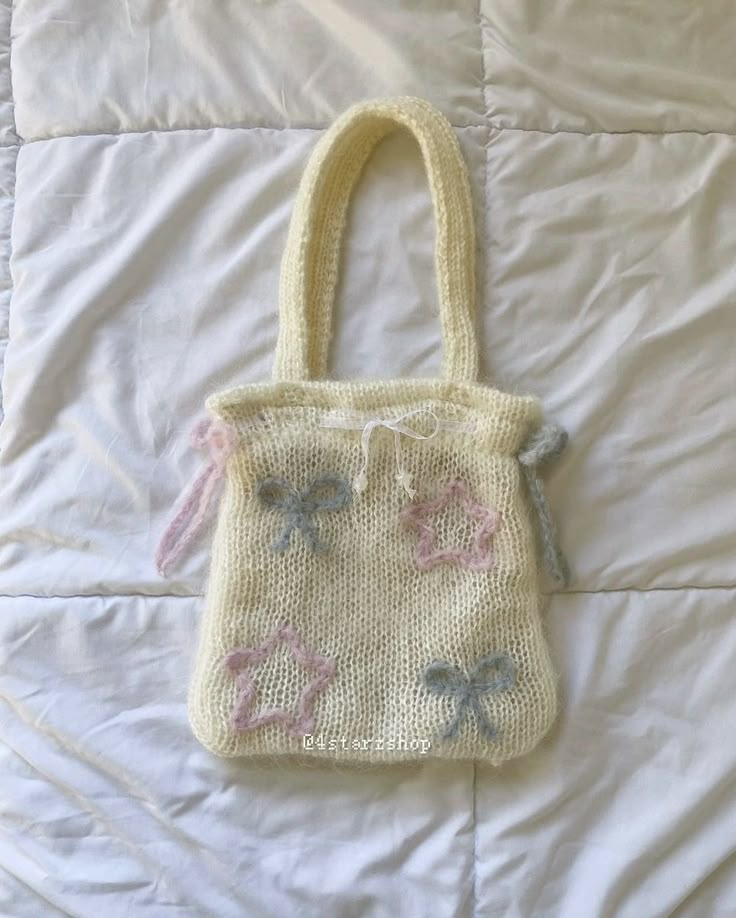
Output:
[[188, 97, 565, 765]]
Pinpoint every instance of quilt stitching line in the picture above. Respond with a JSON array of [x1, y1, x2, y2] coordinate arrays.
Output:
[[20, 121, 484, 146], [488, 125, 736, 138], [8, 0, 18, 143], [16, 120, 736, 147], [0, 0, 20, 425], [19, 125, 736, 148]]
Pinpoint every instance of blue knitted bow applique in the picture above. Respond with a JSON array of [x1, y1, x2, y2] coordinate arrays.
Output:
[[422, 652, 517, 741], [257, 474, 352, 553]]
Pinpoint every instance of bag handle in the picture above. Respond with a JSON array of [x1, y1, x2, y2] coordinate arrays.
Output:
[[273, 97, 479, 383]]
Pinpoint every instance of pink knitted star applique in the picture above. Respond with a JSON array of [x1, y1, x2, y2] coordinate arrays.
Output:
[[223, 624, 336, 737], [400, 480, 501, 572]]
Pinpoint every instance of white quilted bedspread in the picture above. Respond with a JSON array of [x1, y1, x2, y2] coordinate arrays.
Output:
[[1, 3, 735, 916]]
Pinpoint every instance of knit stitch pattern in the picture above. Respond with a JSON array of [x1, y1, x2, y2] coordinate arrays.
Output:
[[188, 386, 558, 764], [187, 97, 561, 764]]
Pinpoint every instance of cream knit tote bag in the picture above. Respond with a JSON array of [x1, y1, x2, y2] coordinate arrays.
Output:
[[188, 97, 563, 765]]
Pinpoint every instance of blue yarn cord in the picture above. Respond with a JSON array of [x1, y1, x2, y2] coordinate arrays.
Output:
[[518, 424, 571, 588], [258, 474, 351, 553]]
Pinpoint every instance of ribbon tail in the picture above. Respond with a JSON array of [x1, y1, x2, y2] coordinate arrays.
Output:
[[155, 462, 222, 576], [393, 429, 417, 498], [354, 420, 378, 493], [521, 464, 570, 587], [469, 694, 499, 741], [442, 696, 470, 740]]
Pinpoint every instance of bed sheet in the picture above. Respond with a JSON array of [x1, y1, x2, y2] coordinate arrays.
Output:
[[1, 2, 735, 915]]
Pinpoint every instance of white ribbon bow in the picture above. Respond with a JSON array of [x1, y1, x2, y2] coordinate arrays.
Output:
[[320, 408, 475, 498]]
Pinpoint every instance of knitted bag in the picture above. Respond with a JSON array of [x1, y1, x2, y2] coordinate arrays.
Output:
[[185, 97, 568, 765]]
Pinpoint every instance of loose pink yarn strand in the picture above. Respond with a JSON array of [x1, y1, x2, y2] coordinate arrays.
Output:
[[155, 419, 236, 577]]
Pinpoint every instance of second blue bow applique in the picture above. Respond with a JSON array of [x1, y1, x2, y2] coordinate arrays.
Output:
[[257, 474, 352, 553], [422, 652, 517, 741]]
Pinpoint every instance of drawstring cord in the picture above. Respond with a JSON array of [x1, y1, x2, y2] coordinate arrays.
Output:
[[354, 409, 441, 498], [320, 408, 474, 498]]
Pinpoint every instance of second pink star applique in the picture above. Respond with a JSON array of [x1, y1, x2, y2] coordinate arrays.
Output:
[[400, 480, 502, 572], [223, 623, 336, 737]]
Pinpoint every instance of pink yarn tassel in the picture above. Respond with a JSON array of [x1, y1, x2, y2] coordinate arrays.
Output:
[[155, 419, 237, 577]]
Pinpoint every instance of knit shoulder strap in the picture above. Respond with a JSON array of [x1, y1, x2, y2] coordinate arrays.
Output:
[[273, 96, 479, 383]]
